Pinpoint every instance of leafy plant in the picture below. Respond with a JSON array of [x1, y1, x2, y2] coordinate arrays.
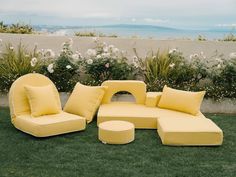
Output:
[[0, 21, 33, 34], [0, 43, 46, 92]]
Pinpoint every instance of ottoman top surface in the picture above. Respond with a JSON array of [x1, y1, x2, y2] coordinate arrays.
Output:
[[99, 120, 134, 131]]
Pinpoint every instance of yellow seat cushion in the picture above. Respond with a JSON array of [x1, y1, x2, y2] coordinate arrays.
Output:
[[98, 102, 205, 129], [98, 120, 135, 144], [158, 85, 205, 115], [145, 92, 162, 107], [14, 111, 86, 137], [98, 102, 159, 129], [157, 117, 223, 146], [24, 85, 61, 117], [64, 82, 106, 123]]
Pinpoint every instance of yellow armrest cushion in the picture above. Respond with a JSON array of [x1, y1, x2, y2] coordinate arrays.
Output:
[[145, 92, 162, 107]]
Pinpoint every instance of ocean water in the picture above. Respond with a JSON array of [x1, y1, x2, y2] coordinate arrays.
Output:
[[35, 24, 236, 40]]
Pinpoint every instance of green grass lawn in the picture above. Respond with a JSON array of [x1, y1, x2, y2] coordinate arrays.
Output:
[[0, 107, 236, 177]]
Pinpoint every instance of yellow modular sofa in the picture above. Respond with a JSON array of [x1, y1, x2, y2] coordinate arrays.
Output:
[[9, 73, 86, 137], [97, 80, 223, 146]]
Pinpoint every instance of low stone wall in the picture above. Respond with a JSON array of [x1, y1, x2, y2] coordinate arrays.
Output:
[[1, 93, 236, 114], [1, 33, 236, 59]]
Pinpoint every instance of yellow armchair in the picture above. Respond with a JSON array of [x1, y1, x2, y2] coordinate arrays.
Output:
[[9, 73, 86, 137]]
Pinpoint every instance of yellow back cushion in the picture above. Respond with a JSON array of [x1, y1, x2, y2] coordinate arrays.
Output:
[[158, 86, 205, 115], [101, 80, 146, 104], [25, 85, 61, 117], [9, 73, 61, 120], [64, 83, 107, 123]]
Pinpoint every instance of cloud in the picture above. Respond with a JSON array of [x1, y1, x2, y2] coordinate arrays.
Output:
[[144, 18, 169, 24], [216, 23, 236, 27]]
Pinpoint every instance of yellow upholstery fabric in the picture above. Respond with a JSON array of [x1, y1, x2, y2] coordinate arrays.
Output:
[[9, 73, 61, 121], [64, 82, 106, 123], [9, 73, 86, 137], [157, 117, 223, 146], [98, 102, 205, 129], [158, 85, 205, 115], [145, 92, 162, 107], [98, 102, 158, 129], [98, 120, 135, 144], [24, 85, 61, 117], [101, 80, 146, 104], [14, 111, 86, 137]]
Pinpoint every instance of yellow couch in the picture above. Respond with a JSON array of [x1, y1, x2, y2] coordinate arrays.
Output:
[[97, 80, 223, 146], [9, 73, 86, 137]]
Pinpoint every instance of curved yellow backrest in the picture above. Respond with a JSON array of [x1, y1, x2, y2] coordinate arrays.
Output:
[[9, 73, 61, 121], [101, 80, 146, 104]]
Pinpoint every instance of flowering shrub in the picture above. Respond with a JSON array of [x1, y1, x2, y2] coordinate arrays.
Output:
[[134, 49, 208, 91], [82, 38, 137, 85], [0, 42, 49, 92], [42, 38, 81, 92], [0, 38, 235, 100]]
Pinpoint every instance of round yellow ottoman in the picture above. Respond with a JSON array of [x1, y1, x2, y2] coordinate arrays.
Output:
[[98, 120, 135, 144]]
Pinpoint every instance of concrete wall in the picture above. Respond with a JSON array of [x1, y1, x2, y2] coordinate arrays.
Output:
[[1, 33, 236, 59], [1, 93, 236, 114]]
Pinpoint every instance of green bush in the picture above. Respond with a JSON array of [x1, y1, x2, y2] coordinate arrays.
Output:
[[0, 21, 33, 34]]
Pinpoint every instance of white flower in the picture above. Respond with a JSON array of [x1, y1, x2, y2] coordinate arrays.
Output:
[[133, 56, 138, 63], [229, 52, 236, 59], [108, 45, 114, 49], [30, 57, 37, 67], [86, 49, 97, 57], [87, 59, 93, 64], [112, 47, 119, 54], [45, 49, 55, 58], [193, 53, 199, 58], [189, 54, 194, 60], [93, 37, 99, 42], [72, 54, 80, 60], [47, 64, 54, 73], [9, 46, 14, 50], [215, 58, 223, 63], [66, 65, 72, 69], [96, 55, 102, 59], [101, 52, 110, 58], [105, 63, 110, 68], [217, 64, 221, 68], [102, 42, 107, 47], [169, 48, 177, 54], [169, 63, 175, 68], [103, 46, 109, 53]]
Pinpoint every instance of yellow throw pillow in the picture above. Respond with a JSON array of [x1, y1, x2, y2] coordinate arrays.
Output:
[[64, 83, 107, 123], [158, 85, 205, 115], [24, 85, 61, 117]]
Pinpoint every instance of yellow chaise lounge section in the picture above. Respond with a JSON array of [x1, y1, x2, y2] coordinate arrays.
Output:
[[97, 80, 205, 129], [9, 73, 86, 137]]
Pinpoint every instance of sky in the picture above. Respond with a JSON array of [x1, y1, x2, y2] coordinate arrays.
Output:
[[0, 0, 236, 29]]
